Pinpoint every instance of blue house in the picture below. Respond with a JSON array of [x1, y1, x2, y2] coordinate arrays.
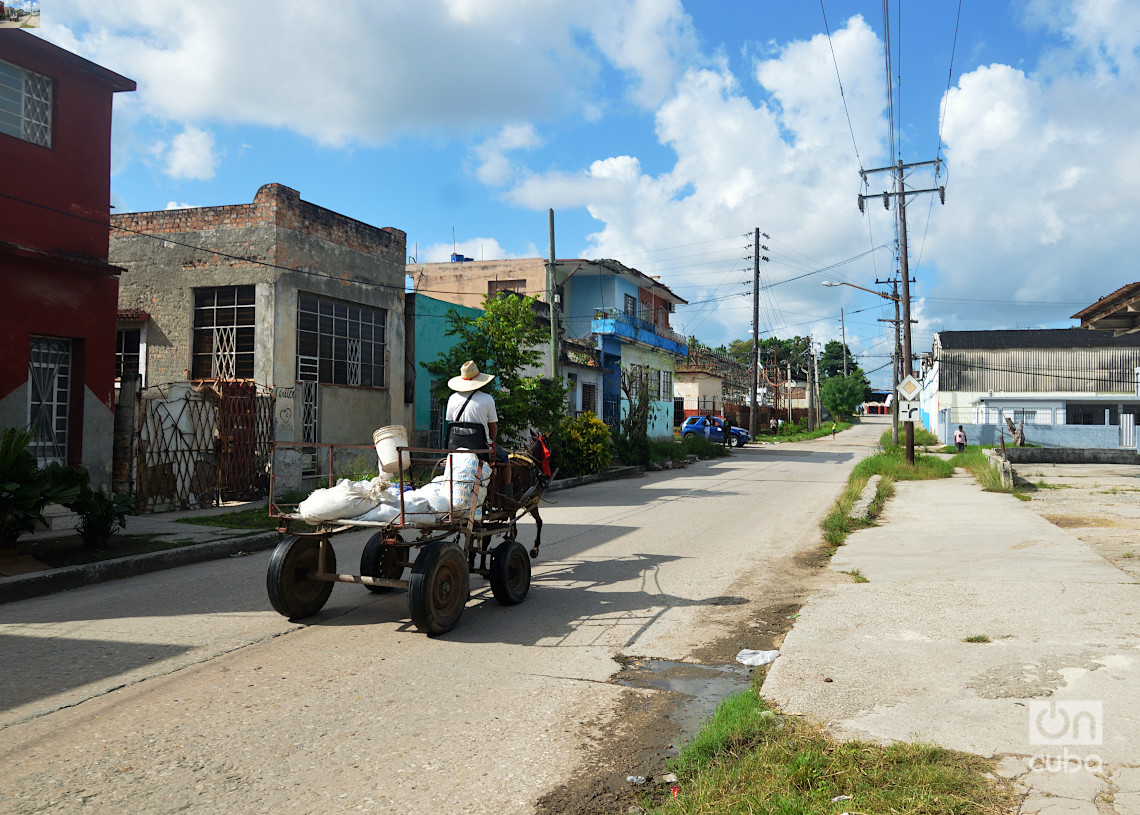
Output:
[[409, 257, 688, 440], [565, 260, 688, 439]]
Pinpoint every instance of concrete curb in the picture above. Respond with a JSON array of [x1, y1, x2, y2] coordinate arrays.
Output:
[[0, 531, 281, 605], [1, 464, 659, 604], [547, 465, 645, 491]]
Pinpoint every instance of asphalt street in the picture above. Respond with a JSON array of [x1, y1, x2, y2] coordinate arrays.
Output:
[[0, 421, 879, 815]]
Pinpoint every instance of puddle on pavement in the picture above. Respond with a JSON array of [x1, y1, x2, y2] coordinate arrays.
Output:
[[613, 658, 753, 752]]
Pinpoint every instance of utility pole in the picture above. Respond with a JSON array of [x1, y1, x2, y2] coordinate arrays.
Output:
[[840, 308, 847, 377], [786, 361, 793, 426], [749, 230, 769, 442], [859, 159, 944, 464], [547, 208, 558, 381], [813, 341, 821, 428], [877, 277, 902, 447], [750, 228, 759, 442], [806, 336, 816, 431]]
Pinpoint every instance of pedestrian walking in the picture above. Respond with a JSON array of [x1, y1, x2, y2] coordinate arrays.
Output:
[[954, 425, 967, 453]]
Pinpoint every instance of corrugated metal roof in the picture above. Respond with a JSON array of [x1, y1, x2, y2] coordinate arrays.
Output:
[[936, 329, 1140, 350]]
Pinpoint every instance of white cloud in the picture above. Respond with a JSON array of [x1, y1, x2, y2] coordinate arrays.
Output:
[[502, 2, 1140, 351], [163, 125, 218, 180], [45, 0, 695, 147], [1024, 0, 1140, 78], [506, 16, 887, 346], [920, 48, 1140, 324], [165, 201, 196, 210], [472, 124, 543, 186]]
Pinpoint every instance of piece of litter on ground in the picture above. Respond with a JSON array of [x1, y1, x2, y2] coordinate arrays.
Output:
[[229, 551, 249, 557], [660, 773, 677, 784], [831, 795, 853, 802], [626, 776, 646, 785], [735, 649, 779, 667], [670, 785, 681, 797]]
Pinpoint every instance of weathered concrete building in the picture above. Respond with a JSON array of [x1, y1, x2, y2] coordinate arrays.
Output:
[[111, 184, 408, 455]]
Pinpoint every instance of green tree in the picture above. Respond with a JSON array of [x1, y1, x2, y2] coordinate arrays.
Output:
[[819, 340, 859, 381], [422, 294, 567, 443], [820, 371, 871, 420]]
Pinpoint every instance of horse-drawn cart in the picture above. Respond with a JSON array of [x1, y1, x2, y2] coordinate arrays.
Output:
[[265, 439, 550, 636]]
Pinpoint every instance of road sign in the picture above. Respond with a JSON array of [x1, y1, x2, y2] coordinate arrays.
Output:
[[899, 400, 920, 422], [896, 375, 921, 401]]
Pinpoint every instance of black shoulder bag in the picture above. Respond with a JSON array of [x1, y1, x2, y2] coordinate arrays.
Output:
[[446, 392, 489, 451]]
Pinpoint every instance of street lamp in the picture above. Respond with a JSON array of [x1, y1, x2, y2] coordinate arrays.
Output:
[[820, 280, 902, 445], [821, 280, 900, 302]]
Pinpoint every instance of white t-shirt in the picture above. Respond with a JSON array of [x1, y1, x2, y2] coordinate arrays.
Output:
[[446, 390, 499, 442]]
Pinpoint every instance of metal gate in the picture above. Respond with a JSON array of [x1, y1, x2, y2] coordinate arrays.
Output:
[[135, 382, 274, 513], [1122, 414, 1137, 449]]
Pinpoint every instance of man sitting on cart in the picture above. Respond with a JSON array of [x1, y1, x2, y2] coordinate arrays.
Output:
[[445, 360, 513, 503]]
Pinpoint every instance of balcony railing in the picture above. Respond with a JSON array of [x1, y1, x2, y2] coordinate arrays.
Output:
[[592, 308, 688, 353]]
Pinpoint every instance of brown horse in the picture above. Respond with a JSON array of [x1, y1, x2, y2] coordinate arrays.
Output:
[[504, 430, 553, 559]]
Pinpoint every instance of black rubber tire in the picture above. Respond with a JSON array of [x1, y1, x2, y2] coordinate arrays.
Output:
[[266, 535, 335, 619], [489, 539, 531, 606], [408, 542, 469, 635], [360, 531, 408, 593], [682, 432, 695, 440], [731, 435, 743, 447]]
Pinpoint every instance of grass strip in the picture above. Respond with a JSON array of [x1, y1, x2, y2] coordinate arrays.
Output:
[[176, 506, 315, 533], [647, 689, 1014, 815]]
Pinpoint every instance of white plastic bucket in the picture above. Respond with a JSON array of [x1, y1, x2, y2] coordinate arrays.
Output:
[[373, 425, 410, 474]]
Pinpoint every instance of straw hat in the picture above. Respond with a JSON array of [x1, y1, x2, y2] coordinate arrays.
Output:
[[448, 360, 495, 392]]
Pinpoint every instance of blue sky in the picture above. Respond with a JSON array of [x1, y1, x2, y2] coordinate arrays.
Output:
[[33, 0, 1140, 386]]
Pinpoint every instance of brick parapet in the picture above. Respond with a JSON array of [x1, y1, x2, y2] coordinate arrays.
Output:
[[110, 183, 407, 261]]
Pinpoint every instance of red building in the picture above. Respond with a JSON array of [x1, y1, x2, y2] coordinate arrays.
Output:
[[0, 31, 135, 487]]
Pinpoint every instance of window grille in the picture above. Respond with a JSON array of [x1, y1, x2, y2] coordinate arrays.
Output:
[[297, 292, 386, 387], [28, 336, 70, 465], [0, 59, 52, 147], [192, 286, 255, 379], [581, 383, 597, 415]]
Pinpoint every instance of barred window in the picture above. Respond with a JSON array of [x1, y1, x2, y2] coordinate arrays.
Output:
[[116, 328, 141, 381], [660, 370, 673, 400], [0, 59, 52, 147], [297, 292, 386, 388], [191, 286, 255, 380]]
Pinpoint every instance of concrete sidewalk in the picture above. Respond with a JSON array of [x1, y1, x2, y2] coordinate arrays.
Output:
[[0, 502, 281, 604], [764, 471, 1140, 814]]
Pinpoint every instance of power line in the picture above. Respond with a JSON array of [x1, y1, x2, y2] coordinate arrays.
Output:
[[820, 0, 865, 170]]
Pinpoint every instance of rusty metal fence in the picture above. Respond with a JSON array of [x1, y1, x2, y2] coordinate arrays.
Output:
[[135, 381, 274, 513]]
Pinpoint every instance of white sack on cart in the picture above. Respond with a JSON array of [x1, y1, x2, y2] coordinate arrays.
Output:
[[299, 476, 388, 523], [354, 503, 400, 524], [431, 452, 491, 511], [416, 482, 455, 514]]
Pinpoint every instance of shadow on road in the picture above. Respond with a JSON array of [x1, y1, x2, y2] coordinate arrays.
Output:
[[0, 634, 192, 714]]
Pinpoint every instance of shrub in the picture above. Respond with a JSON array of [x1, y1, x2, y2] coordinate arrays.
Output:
[[550, 413, 612, 477], [71, 488, 134, 547], [611, 428, 650, 466], [0, 428, 82, 547]]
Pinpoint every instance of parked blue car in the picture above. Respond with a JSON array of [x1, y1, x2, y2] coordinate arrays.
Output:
[[680, 416, 750, 447]]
